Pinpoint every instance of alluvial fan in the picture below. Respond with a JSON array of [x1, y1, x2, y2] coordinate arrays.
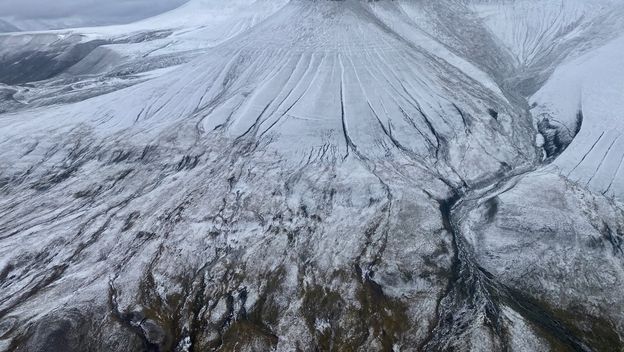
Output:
[[1, 0, 624, 351]]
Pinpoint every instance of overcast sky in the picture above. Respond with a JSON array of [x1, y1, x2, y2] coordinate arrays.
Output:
[[0, 0, 188, 27]]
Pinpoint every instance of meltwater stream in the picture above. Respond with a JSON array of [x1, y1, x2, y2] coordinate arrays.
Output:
[[423, 163, 594, 351]]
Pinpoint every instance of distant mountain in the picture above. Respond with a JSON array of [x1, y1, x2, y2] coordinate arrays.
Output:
[[0, 0, 188, 31], [0, 18, 19, 33], [0, 17, 116, 32]]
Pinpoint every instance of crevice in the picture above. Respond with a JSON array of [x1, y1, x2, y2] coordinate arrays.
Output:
[[339, 57, 354, 161], [567, 131, 604, 177]]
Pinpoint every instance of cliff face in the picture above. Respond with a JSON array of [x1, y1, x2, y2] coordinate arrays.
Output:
[[0, 1, 623, 351]]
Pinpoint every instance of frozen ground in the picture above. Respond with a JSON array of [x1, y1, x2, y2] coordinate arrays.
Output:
[[0, 1, 623, 351], [0, 20, 19, 33], [532, 33, 624, 199]]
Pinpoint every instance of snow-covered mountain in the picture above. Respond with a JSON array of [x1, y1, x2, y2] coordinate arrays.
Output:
[[0, 1, 623, 351], [0, 19, 19, 33]]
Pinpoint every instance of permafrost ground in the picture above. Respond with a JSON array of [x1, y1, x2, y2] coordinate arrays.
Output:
[[1, 0, 624, 351]]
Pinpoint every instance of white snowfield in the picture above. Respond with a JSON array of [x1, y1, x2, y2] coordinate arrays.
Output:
[[0, 0, 289, 110], [76, 0, 289, 53], [532, 34, 624, 199], [471, 0, 624, 67], [0, 1, 624, 351]]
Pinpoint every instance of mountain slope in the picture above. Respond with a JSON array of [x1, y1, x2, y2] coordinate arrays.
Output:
[[0, 0, 288, 112], [0, 19, 19, 33], [532, 33, 624, 199], [0, 1, 623, 351]]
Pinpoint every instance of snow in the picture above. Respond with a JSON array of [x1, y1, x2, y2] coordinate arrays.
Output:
[[1, 0, 624, 351], [532, 33, 624, 199], [0, 0, 290, 107], [0, 19, 20, 33], [472, 0, 597, 65]]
